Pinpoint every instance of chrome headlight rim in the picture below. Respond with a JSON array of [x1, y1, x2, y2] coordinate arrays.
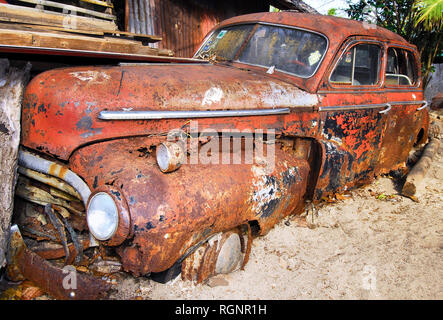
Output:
[[87, 191, 119, 241], [156, 141, 185, 173], [86, 186, 131, 246]]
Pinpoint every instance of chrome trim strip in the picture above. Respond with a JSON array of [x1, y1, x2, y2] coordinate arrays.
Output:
[[318, 88, 423, 94], [98, 108, 290, 120], [319, 100, 426, 112], [318, 103, 386, 112], [389, 100, 426, 106]]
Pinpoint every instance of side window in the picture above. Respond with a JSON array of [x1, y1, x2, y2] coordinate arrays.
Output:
[[385, 47, 417, 86], [330, 43, 381, 86]]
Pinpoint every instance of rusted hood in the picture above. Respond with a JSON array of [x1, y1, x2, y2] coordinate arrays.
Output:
[[21, 63, 318, 159]]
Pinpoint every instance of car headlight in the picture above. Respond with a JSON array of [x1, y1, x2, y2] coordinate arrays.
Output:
[[87, 192, 119, 241], [156, 141, 185, 173]]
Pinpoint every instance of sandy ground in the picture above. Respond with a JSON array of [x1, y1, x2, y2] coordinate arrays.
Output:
[[111, 116, 443, 300]]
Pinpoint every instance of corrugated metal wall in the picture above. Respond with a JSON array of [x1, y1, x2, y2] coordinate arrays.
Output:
[[127, 0, 269, 57]]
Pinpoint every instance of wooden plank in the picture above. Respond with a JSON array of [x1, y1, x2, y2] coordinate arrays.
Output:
[[0, 3, 117, 32], [0, 28, 161, 56], [0, 29, 33, 46], [104, 30, 162, 43], [0, 44, 183, 61], [80, 0, 113, 8], [0, 22, 166, 53], [0, 21, 105, 36], [17, 0, 116, 21]]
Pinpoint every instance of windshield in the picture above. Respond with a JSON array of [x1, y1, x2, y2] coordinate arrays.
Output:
[[195, 23, 328, 78]]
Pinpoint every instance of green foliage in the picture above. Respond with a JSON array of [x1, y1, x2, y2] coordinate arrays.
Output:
[[345, 0, 443, 89], [415, 0, 443, 30], [328, 8, 337, 16]]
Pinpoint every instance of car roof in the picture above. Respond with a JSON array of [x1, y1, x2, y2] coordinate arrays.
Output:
[[218, 12, 408, 45]]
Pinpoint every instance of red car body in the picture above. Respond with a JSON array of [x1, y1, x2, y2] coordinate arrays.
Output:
[[16, 12, 429, 284]]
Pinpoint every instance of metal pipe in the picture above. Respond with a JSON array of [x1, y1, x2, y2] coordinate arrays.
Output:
[[98, 108, 290, 120], [18, 150, 91, 206], [18, 166, 81, 199], [17, 150, 99, 247]]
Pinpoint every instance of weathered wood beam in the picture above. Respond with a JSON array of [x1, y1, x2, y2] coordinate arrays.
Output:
[[80, 0, 114, 8], [402, 138, 441, 199], [0, 27, 162, 55], [16, 0, 116, 21], [0, 3, 117, 32], [0, 59, 31, 268]]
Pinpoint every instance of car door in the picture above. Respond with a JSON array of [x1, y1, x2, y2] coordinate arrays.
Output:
[[315, 38, 389, 198], [376, 45, 427, 174]]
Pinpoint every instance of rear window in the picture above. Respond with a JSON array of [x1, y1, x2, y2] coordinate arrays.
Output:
[[385, 47, 418, 86]]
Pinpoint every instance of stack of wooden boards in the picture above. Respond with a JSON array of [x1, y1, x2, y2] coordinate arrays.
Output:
[[0, 0, 173, 57]]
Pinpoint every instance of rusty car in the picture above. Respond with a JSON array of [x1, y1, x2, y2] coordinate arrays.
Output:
[[8, 12, 429, 298]]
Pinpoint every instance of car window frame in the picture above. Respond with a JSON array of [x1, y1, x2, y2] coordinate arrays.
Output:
[[383, 45, 420, 89], [327, 39, 385, 89], [194, 21, 330, 79]]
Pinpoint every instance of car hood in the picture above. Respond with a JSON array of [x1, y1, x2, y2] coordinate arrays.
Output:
[[21, 63, 318, 159]]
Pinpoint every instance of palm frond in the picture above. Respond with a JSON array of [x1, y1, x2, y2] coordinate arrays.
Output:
[[414, 0, 443, 29]]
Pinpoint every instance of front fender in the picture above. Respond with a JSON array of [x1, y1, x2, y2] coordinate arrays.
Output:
[[69, 135, 311, 275]]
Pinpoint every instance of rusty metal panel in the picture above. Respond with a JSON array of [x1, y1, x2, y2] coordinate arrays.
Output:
[[7, 225, 111, 300]]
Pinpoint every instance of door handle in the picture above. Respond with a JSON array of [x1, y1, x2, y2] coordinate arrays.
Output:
[[417, 101, 428, 111], [379, 103, 391, 114]]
